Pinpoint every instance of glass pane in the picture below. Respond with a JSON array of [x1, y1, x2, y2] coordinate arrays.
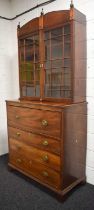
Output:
[[20, 63, 24, 71], [36, 85, 40, 97], [19, 39, 24, 47], [64, 43, 71, 57], [64, 59, 71, 67], [25, 63, 34, 71], [64, 74, 71, 87], [64, 34, 70, 43], [45, 70, 51, 84], [25, 46, 34, 62], [21, 71, 26, 81], [25, 37, 33, 46], [52, 60, 62, 68], [45, 85, 51, 97], [34, 35, 39, 62], [64, 25, 70, 35], [35, 63, 40, 71], [45, 31, 49, 40], [45, 60, 51, 69], [45, 40, 50, 60], [51, 36, 62, 45], [19, 33, 40, 98], [20, 47, 24, 62], [51, 90, 60, 98], [26, 71, 34, 82], [52, 45, 62, 59], [26, 86, 34, 96], [44, 24, 72, 99], [61, 90, 71, 98], [35, 70, 40, 81], [51, 28, 62, 38], [22, 86, 26, 96], [52, 70, 62, 85]]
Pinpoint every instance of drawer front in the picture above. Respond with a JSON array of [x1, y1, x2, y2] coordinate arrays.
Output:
[[7, 105, 61, 138], [9, 139, 60, 172], [9, 127, 60, 155], [9, 148, 60, 189]]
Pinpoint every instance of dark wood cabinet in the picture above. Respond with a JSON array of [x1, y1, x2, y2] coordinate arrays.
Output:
[[6, 5, 87, 197]]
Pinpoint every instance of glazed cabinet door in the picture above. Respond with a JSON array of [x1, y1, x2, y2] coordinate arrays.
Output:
[[18, 16, 73, 101], [19, 33, 40, 98], [44, 24, 72, 99]]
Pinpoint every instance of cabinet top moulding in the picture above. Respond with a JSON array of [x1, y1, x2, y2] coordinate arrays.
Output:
[[17, 7, 86, 37]]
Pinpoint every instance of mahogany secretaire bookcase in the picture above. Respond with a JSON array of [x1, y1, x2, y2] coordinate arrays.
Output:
[[6, 4, 87, 197]]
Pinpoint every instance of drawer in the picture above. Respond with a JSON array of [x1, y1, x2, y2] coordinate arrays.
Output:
[[9, 138, 60, 172], [9, 127, 60, 155], [9, 151, 60, 189], [7, 105, 61, 138]]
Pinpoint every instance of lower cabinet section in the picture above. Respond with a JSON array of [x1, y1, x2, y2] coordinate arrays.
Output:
[[9, 154, 61, 189], [6, 100, 87, 196]]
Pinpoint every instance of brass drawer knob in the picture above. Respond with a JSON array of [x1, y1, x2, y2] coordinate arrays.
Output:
[[16, 115, 20, 119], [42, 171, 48, 177], [41, 119, 48, 127], [42, 140, 48, 146], [16, 158, 22, 163], [42, 155, 49, 162], [16, 132, 21, 137]]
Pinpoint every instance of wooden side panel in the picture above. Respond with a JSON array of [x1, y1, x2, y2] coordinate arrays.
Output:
[[70, 8, 86, 23], [72, 19, 86, 102], [62, 102, 87, 189]]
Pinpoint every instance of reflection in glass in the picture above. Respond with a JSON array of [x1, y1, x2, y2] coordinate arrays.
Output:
[[51, 28, 62, 38], [45, 24, 72, 99], [36, 85, 40, 97], [45, 85, 51, 97], [20, 48, 24, 61], [19, 39, 24, 47], [52, 45, 62, 59], [45, 70, 51, 84], [45, 60, 51, 69], [45, 40, 50, 60], [25, 63, 34, 71], [27, 86, 34, 96], [52, 60, 62, 68], [25, 48, 33, 62], [51, 36, 62, 45], [21, 71, 26, 81], [35, 70, 40, 81], [64, 25, 70, 35], [64, 35, 70, 43], [52, 90, 60, 98], [19, 33, 40, 97], [52, 71, 62, 85], [22, 86, 26, 96], [64, 43, 71, 57], [64, 59, 71, 67], [45, 31, 49, 40], [26, 71, 33, 81]]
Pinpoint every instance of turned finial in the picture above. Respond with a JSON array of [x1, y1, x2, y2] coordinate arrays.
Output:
[[17, 22, 20, 29], [70, 0, 74, 8], [41, 8, 44, 16]]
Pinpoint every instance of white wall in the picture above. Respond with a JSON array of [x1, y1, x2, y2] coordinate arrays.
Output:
[[0, 0, 94, 185], [0, 0, 13, 154]]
